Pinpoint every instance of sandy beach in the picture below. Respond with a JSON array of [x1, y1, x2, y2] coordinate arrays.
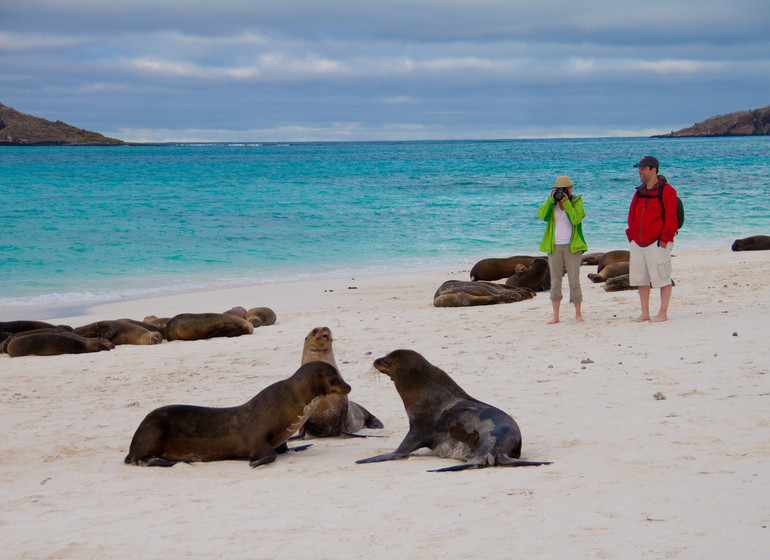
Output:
[[2, 247, 768, 559]]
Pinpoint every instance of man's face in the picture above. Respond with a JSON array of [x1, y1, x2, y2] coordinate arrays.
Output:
[[637, 165, 657, 183]]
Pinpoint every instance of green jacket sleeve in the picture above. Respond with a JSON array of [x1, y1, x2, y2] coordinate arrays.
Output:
[[537, 197, 555, 221]]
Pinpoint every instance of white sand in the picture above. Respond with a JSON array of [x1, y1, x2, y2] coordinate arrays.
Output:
[[2, 247, 769, 559]]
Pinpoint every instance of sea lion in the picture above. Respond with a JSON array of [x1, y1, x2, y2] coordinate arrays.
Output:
[[73, 319, 163, 345], [222, 306, 248, 318], [4, 330, 114, 357], [581, 252, 605, 266], [596, 250, 630, 273], [587, 261, 630, 283], [124, 361, 351, 467], [297, 327, 383, 437], [731, 235, 770, 251], [0, 320, 73, 333], [470, 256, 539, 281], [433, 280, 535, 307], [603, 274, 633, 292], [356, 349, 551, 472], [245, 307, 277, 327], [504, 257, 549, 291], [163, 313, 254, 341]]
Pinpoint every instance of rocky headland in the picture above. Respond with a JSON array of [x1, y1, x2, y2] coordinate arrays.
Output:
[[655, 105, 770, 137], [0, 102, 124, 146]]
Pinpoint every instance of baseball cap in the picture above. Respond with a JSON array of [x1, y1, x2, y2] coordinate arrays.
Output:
[[633, 156, 659, 168]]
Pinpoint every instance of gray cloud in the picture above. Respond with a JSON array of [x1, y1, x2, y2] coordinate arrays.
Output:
[[2, 0, 768, 141]]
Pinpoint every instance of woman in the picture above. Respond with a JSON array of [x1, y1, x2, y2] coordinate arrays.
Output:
[[537, 175, 587, 324]]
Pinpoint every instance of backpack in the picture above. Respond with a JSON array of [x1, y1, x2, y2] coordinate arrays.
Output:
[[635, 175, 684, 232]]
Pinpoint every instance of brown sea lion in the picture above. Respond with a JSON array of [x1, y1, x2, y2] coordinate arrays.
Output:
[[587, 261, 630, 283], [581, 252, 605, 266], [504, 257, 549, 291], [297, 327, 383, 437], [433, 280, 535, 307], [356, 350, 551, 472], [222, 306, 248, 318], [163, 313, 254, 341], [0, 320, 73, 333], [124, 361, 350, 467], [603, 274, 633, 292], [5, 330, 114, 357], [596, 250, 630, 273], [731, 235, 770, 251], [74, 320, 163, 345], [245, 307, 277, 327], [469, 256, 539, 281]]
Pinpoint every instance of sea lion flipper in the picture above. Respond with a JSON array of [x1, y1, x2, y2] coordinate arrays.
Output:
[[249, 448, 278, 468], [356, 451, 408, 464], [286, 443, 313, 453]]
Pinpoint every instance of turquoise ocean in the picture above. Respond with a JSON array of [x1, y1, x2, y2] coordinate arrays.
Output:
[[1, 137, 769, 314]]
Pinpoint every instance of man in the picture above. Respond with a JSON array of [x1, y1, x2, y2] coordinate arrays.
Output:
[[626, 156, 678, 322]]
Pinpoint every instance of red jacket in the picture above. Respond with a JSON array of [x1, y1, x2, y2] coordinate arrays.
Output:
[[626, 180, 678, 247]]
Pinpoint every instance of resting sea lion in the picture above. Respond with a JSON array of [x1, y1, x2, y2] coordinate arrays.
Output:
[[297, 327, 383, 437], [4, 331, 114, 357], [731, 235, 770, 251], [433, 280, 535, 307], [587, 261, 630, 283], [163, 313, 254, 341], [470, 256, 539, 281], [245, 307, 277, 327], [603, 274, 633, 292], [356, 350, 551, 472], [223, 306, 248, 318], [596, 250, 630, 273], [74, 320, 163, 345], [124, 361, 350, 467], [581, 252, 604, 266], [504, 257, 549, 291], [0, 320, 73, 333]]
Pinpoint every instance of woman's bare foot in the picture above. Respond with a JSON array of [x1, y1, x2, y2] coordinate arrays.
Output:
[[632, 315, 650, 322]]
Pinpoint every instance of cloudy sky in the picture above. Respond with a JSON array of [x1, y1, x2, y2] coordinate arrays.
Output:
[[2, 0, 769, 142]]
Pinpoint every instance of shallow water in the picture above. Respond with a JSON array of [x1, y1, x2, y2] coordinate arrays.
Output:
[[1, 136, 768, 308]]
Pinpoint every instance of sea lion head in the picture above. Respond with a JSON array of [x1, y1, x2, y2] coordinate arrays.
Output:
[[373, 349, 472, 402], [304, 326, 332, 353], [297, 361, 350, 396]]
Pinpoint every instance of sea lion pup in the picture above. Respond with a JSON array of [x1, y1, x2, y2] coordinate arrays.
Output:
[[163, 313, 254, 341], [732, 235, 770, 251], [587, 261, 630, 283], [124, 361, 351, 468], [297, 327, 383, 437], [245, 307, 277, 327], [433, 280, 535, 307], [504, 257, 549, 291], [4, 330, 114, 357], [469, 256, 538, 282], [596, 250, 630, 273], [73, 319, 164, 345], [356, 349, 552, 472]]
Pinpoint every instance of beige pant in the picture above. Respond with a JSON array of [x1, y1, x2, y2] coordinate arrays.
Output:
[[629, 240, 673, 288], [548, 244, 583, 303]]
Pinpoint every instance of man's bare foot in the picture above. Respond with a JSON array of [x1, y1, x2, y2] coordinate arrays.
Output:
[[650, 314, 668, 323], [575, 316, 584, 323], [632, 315, 650, 322], [548, 317, 559, 324]]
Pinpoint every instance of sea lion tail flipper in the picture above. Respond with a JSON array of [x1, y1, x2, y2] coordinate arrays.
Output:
[[249, 448, 279, 468], [364, 414, 384, 430]]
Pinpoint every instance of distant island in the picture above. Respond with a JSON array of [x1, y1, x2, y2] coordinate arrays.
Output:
[[655, 105, 770, 137], [0, 102, 125, 146]]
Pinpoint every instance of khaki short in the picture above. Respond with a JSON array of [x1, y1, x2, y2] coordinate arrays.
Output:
[[629, 240, 673, 288]]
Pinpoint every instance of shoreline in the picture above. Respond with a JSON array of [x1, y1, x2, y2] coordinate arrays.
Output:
[[2, 246, 769, 558]]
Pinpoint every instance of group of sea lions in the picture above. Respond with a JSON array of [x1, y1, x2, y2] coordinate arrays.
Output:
[[0, 307, 276, 358], [435, 249, 635, 306], [125, 326, 550, 472]]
